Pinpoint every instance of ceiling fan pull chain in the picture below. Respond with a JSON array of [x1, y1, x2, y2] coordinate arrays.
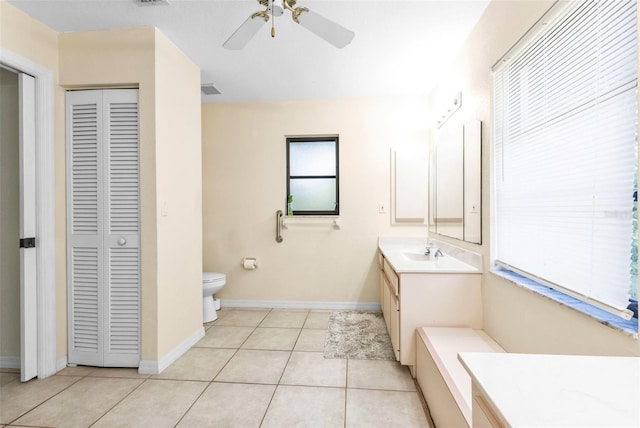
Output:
[[271, 0, 275, 37], [224, 0, 354, 49]]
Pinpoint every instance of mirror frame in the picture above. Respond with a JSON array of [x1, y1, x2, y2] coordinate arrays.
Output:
[[429, 120, 482, 244]]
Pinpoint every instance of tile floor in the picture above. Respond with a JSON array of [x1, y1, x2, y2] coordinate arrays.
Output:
[[0, 308, 431, 427]]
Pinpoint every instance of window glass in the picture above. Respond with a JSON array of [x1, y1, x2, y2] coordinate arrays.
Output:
[[493, 0, 638, 318], [287, 136, 339, 215], [289, 141, 336, 176], [289, 178, 337, 212]]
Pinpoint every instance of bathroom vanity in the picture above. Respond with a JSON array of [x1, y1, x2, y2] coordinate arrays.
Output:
[[377, 238, 482, 369]]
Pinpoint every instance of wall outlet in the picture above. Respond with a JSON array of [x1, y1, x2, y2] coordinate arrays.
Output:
[[378, 203, 387, 214]]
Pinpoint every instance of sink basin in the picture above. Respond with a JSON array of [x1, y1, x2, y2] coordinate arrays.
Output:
[[398, 251, 476, 272], [402, 251, 438, 262]]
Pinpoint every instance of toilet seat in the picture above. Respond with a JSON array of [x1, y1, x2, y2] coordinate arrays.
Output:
[[203, 272, 225, 285]]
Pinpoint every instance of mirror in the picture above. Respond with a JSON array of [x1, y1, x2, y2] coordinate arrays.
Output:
[[429, 120, 482, 244]]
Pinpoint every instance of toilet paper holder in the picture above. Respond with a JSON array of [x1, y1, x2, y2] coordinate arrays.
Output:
[[241, 257, 258, 270]]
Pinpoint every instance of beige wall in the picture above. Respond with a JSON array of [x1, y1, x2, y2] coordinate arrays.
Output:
[[427, 0, 640, 356], [6, 0, 636, 370], [1, 4, 203, 366], [0, 0, 60, 360], [59, 27, 160, 360], [59, 27, 203, 361], [154, 34, 203, 357], [0, 1, 59, 70], [0, 68, 20, 358], [202, 97, 429, 305]]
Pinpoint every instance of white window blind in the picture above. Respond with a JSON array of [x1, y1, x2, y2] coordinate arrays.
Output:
[[493, 0, 637, 317]]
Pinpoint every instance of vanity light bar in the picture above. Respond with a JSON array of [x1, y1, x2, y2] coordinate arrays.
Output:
[[436, 92, 462, 129]]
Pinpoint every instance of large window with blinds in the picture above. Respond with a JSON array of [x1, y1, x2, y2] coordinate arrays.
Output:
[[493, 0, 638, 320]]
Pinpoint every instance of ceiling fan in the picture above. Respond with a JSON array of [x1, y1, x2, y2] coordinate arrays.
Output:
[[223, 0, 355, 50]]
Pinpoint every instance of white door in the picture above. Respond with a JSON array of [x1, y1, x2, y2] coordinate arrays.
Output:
[[66, 89, 140, 367], [19, 72, 37, 382]]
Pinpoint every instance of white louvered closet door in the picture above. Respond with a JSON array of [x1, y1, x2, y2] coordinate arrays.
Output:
[[67, 89, 140, 367]]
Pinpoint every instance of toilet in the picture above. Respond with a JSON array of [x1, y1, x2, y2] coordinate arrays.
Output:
[[202, 272, 226, 323]]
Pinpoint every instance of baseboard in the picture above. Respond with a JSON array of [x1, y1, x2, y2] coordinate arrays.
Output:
[[138, 327, 205, 375], [0, 356, 67, 374], [56, 356, 68, 372], [221, 299, 382, 311], [0, 356, 20, 369]]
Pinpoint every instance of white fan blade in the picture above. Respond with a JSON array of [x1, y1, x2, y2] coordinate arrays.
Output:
[[223, 15, 266, 50], [296, 9, 354, 48]]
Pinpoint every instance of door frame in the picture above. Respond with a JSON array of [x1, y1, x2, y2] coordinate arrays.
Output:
[[1, 48, 57, 378]]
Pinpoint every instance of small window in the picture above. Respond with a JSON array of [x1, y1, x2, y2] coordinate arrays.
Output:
[[286, 136, 339, 216]]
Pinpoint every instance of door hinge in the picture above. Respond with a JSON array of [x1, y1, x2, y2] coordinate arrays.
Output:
[[20, 237, 36, 248]]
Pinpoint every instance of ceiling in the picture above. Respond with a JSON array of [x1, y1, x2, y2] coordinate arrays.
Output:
[[8, 0, 491, 103]]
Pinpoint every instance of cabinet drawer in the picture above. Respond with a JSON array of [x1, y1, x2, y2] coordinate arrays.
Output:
[[383, 259, 399, 296]]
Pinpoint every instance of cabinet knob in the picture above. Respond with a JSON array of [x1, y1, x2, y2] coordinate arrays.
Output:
[[117, 237, 127, 246]]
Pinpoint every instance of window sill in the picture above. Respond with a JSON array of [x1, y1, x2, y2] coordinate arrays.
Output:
[[491, 267, 638, 338], [281, 216, 341, 229]]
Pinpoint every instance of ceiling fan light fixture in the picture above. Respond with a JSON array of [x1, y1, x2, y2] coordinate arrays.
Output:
[[223, 13, 267, 50], [223, 0, 284, 49], [224, 0, 354, 50], [291, 6, 308, 24], [294, 9, 354, 48]]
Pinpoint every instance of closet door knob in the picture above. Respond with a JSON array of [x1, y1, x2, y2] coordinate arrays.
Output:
[[117, 237, 127, 246]]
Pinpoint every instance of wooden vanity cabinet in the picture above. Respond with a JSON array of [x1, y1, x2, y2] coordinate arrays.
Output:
[[378, 251, 482, 368], [379, 254, 400, 359]]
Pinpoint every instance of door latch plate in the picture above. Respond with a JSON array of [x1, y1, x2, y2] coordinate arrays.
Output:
[[20, 237, 36, 248]]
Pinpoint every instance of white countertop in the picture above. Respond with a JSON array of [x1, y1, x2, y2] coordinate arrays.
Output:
[[458, 352, 640, 427], [418, 328, 505, 426], [378, 238, 480, 274]]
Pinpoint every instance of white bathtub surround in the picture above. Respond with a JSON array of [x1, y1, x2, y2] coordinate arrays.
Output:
[[459, 352, 640, 427], [415, 327, 505, 427], [378, 237, 482, 273]]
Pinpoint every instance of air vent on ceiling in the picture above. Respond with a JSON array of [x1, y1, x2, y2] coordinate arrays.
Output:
[[137, 0, 169, 6], [201, 84, 221, 96]]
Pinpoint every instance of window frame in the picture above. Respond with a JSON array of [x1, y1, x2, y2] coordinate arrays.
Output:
[[491, 0, 638, 324], [286, 136, 340, 216]]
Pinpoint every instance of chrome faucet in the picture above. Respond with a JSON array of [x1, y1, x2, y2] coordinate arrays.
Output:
[[424, 243, 444, 258]]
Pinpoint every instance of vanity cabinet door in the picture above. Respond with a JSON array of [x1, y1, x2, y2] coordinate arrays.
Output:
[[390, 295, 400, 361], [382, 275, 392, 333], [383, 259, 399, 295], [379, 270, 385, 311]]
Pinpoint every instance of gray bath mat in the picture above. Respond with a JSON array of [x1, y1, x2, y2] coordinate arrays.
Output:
[[324, 310, 396, 360]]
